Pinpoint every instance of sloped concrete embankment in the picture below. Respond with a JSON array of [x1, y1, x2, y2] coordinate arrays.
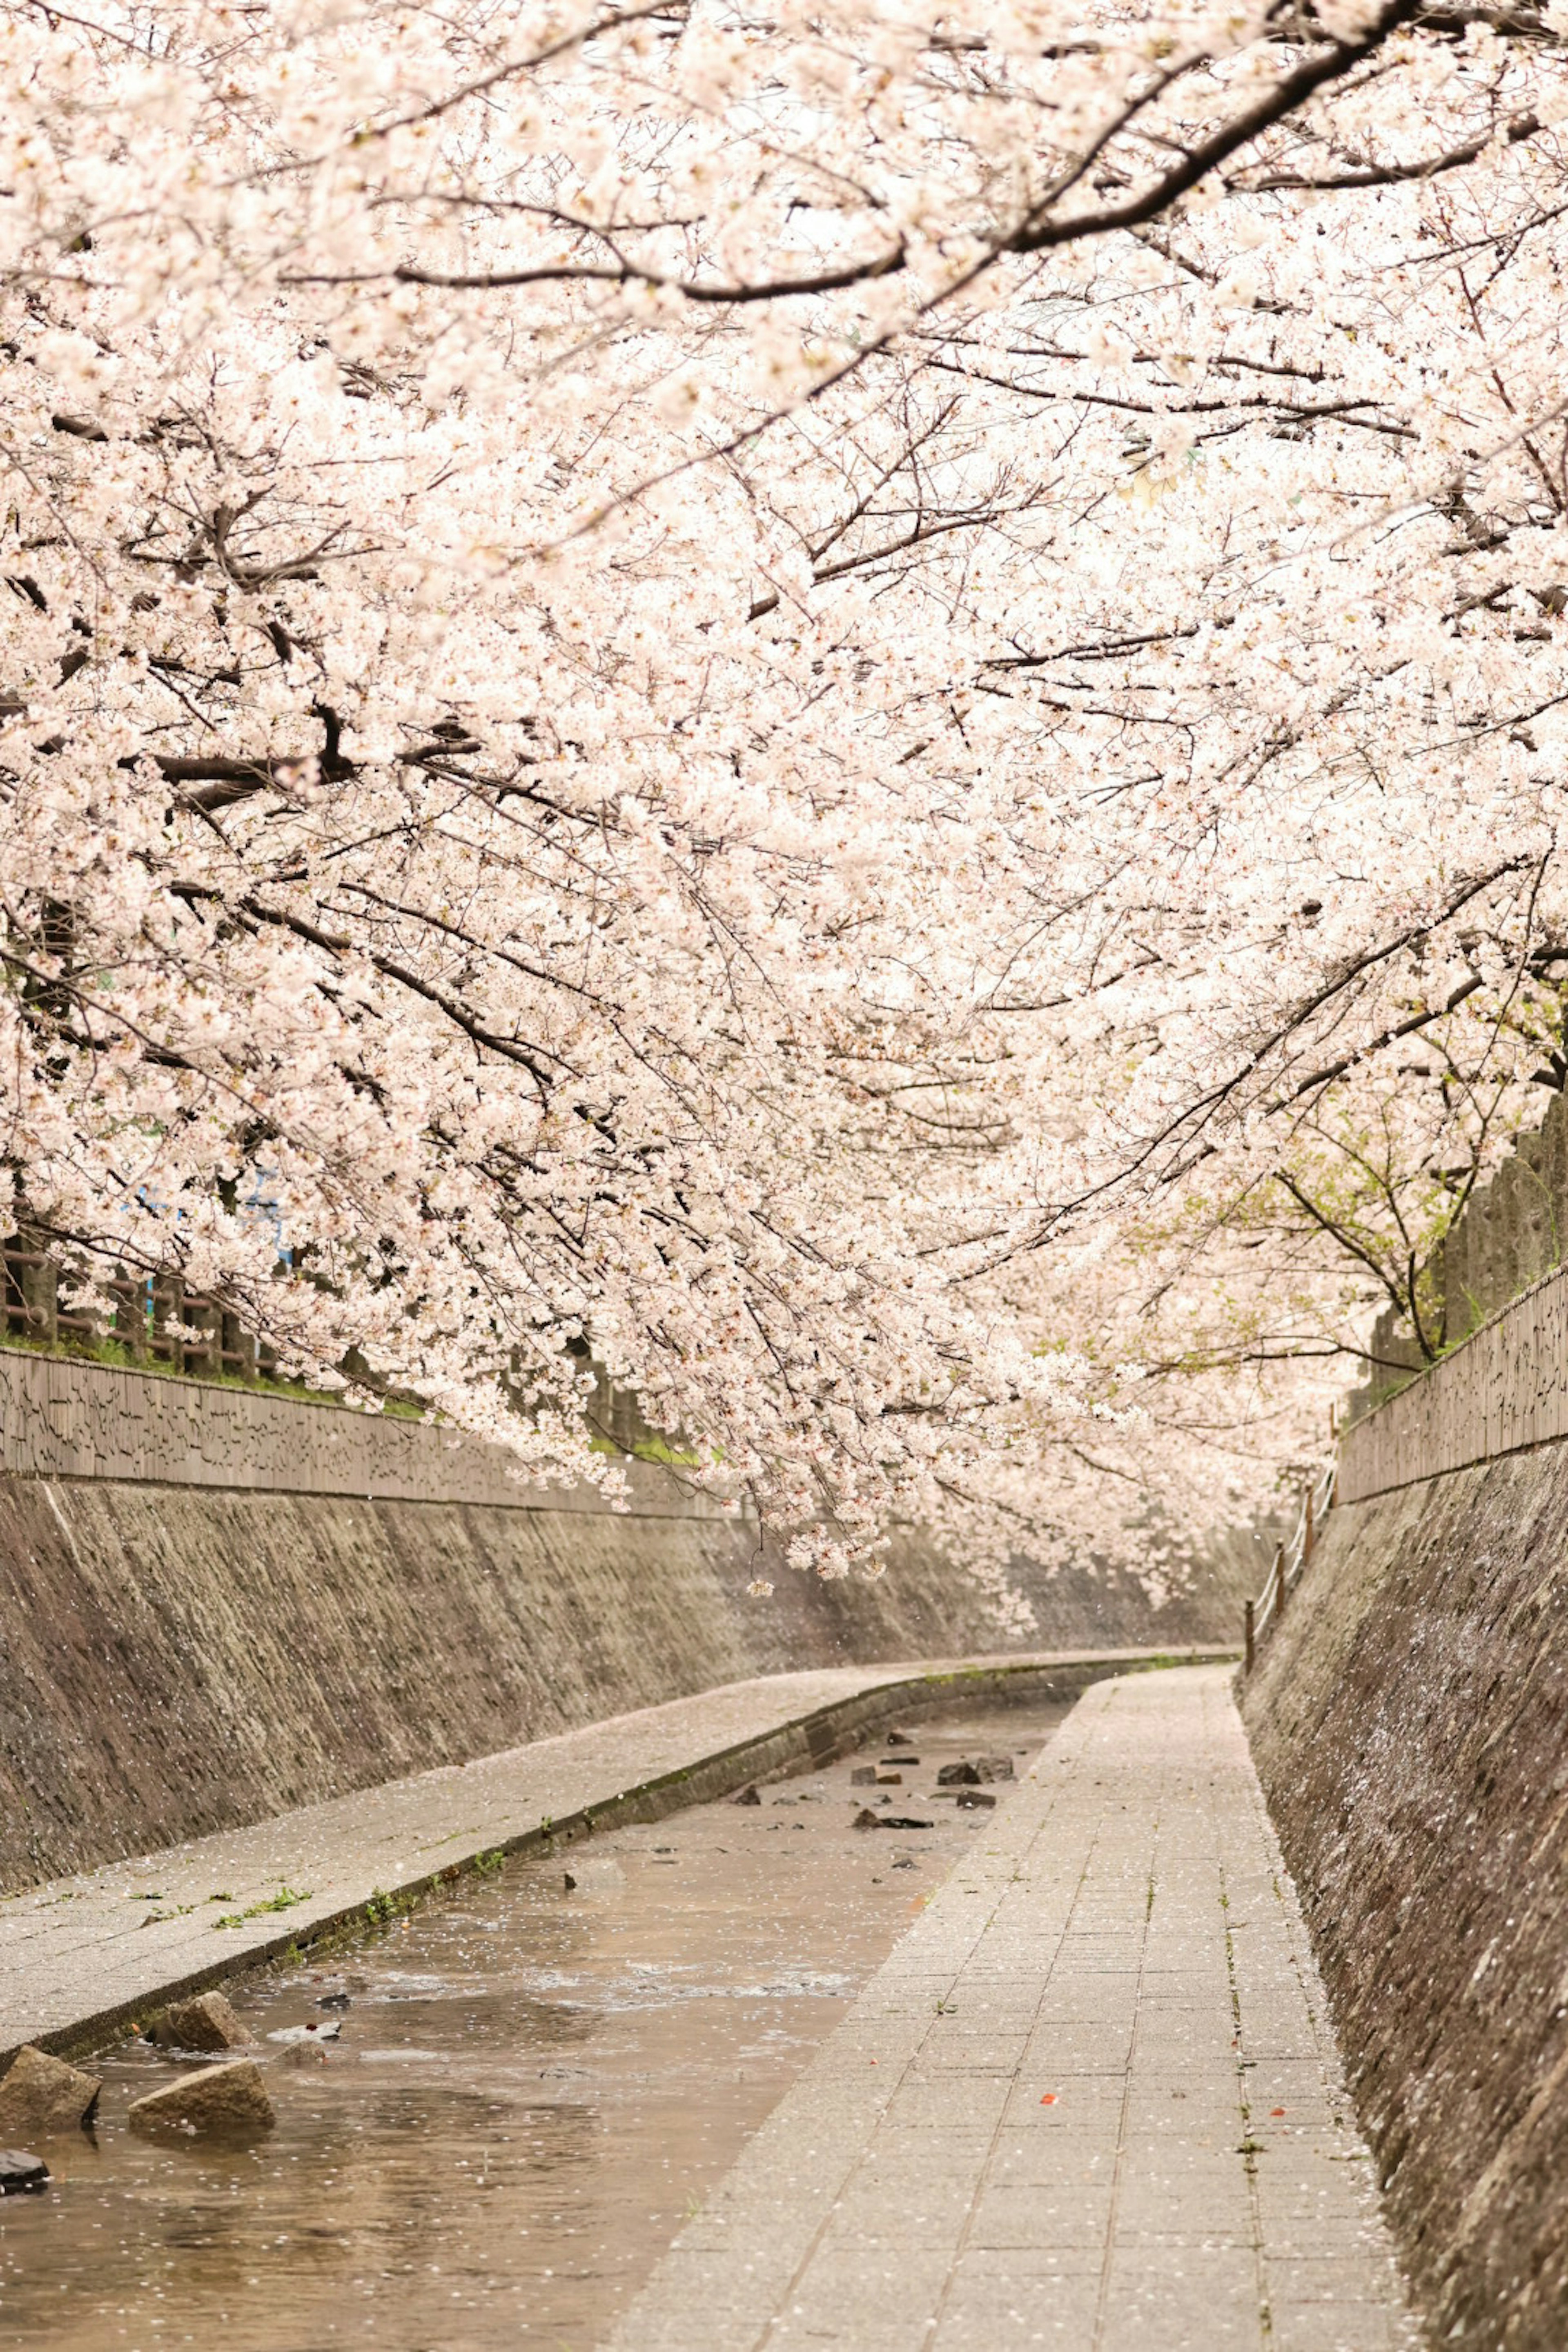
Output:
[[1244, 1451, 1568, 2348], [0, 1350, 1252, 1891]]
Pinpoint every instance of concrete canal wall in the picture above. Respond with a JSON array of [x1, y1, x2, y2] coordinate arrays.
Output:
[[0, 1350, 1252, 1891], [1246, 1263, 1568, 2348]]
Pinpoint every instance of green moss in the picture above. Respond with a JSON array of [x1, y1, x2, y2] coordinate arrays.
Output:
[[588, 1431, 703, 1468], [0, 1332, 426, 1415]]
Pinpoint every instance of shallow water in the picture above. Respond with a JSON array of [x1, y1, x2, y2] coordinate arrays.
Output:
[[0, 1700, 1066, 2352]]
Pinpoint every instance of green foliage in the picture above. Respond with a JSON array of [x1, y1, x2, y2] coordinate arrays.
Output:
[[213, 1882, 312, 1930], [0, 1332, 427, 1413]]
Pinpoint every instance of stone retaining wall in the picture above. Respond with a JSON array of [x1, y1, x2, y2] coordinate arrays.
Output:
[[1245, 1457, 1568, 2348], [0, 1345, 697, 1513], [0, 1348, 1253, 1891], [1339, 1262, 1568, 1501]]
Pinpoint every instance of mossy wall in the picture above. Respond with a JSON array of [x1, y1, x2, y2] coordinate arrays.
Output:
[[1245, 1457, 1568, 2348]]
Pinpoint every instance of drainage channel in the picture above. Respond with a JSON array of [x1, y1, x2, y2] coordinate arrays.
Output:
[[0, 1695, 1071, 2352]]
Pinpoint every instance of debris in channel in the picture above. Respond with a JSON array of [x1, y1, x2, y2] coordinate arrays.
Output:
[[149, 1990, 251, 2052], [128, 2060, 276, 2140], [0, 2046, 100, 2136]]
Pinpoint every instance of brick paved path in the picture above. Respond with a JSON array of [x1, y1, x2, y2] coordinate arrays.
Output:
[[606, 1665, 1416, 2352]]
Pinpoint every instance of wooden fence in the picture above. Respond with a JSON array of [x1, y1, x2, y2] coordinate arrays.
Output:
[[1, 1232, 270, 1383]]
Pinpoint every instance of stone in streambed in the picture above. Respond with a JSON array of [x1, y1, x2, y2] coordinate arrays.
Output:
[[150, 1990, 249, 2052], [128, 2060, 274, 2140], [0, 2149, 49, 2194], [0, 2046, 100, 2136], [937, 1756, 1015, 1786]]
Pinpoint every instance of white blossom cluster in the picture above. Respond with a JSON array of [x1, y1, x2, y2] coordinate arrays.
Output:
[[3, 0, 1566, 1589]]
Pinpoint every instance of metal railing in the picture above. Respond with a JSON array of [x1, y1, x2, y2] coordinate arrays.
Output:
[[1245, 1457, 1336, 1673]]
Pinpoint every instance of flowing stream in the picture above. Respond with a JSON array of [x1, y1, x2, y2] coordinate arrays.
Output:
[[0, 1698, 1069, 2352]]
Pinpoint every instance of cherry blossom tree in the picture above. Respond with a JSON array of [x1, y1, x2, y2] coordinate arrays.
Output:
[[4, 0, 1568, 1584]]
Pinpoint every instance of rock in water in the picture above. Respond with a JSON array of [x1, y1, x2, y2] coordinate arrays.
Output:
[[280, 2042, 329, 2070], [851, 1807, 882, 1829], [849, 1766, 878, 1786], [0, 2046, 100, 2136], [733, 1784, 762, 1805], [955, 1789, 997, 1809], [561, 1855, 625, 1895], [128, 2060, 275, 2139], [977, 1755, 1016, 1782], [150, 1990, 249, 2052], [0, 2149, 49, 2195], [936, 1761, 982, 1786]]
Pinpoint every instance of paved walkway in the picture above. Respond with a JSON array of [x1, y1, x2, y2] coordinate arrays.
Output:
[[0, 1650, 1205, 2058], [606, 1665, 1417, 2352]]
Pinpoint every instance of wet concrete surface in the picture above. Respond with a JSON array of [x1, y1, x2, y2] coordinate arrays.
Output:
[[0, 1699, 1067, 2352]]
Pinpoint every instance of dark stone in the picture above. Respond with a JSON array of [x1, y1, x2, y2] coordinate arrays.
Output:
[[849, 1766, 878, 1786], [882, 1755, 920, 1766], [733, 1784, 762, 1805], [851, 1807, 882, 1829], [316, 1991, 352, 2010], [0, 2149, 49, 2194], [880, 1817, 934, 1831], [955, 1789, 997, 1809], [938, 1756, 1015, 1786]]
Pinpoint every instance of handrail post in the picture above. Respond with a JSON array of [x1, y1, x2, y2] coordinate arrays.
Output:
[[1303, 1486, 1315, 1564], [1244, 1597, 1255, 1675], [1273, 1543, 1287, 1623]]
